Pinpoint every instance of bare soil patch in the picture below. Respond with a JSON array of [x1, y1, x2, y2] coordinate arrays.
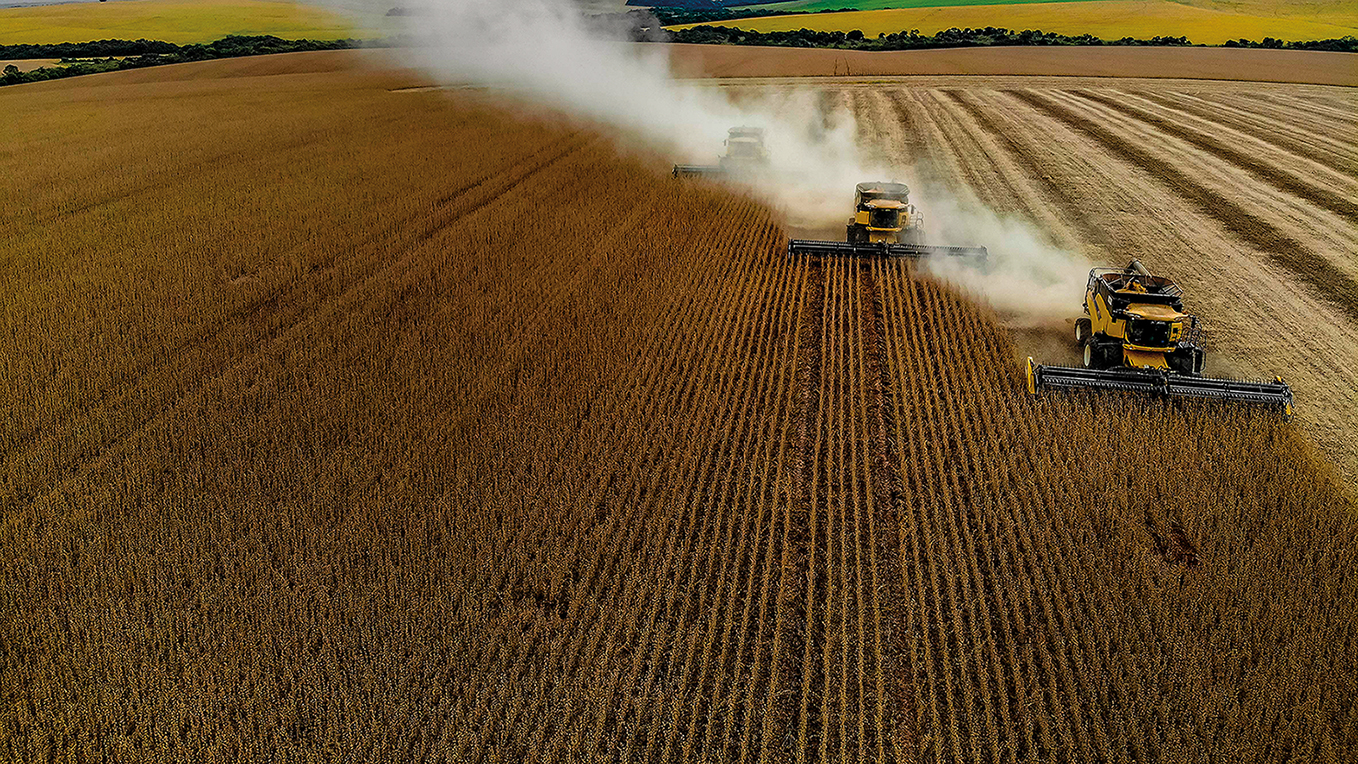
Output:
[[666, 43, 1358, 86]]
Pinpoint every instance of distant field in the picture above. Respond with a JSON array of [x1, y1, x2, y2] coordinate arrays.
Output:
[[0, 56, 55, 70], [728, 0, 1097, 12], [0, 0, 374, 45], [726, 0, 1358, 27], [680, 0, 1358, 44]]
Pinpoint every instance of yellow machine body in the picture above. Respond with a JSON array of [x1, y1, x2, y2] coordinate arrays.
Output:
[[853, 200, 911, 243], [1085, 284, 1191, 369], [673, 126, 769, 178], [846, 182, 923, 245]]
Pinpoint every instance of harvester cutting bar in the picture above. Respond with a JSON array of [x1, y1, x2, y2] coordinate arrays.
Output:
[[787, 239, 988, 259], [1026, 359, 1294, 414], [672, 164, 724, 178]]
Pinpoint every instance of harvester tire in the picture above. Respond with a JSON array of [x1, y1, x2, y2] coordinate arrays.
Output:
[[1075, 318, 1091, 345], [1169, 346, 1205, 376], [1083, 338, 1115, 370]]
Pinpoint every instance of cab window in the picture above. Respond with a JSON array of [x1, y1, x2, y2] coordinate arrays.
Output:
[[868, 208, 899, 229], [1127, 318, 1171, 347]]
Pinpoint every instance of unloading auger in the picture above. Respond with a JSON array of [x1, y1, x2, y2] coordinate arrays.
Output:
[[1026, 260, 1294, 415], [786, 182, 988, 260]]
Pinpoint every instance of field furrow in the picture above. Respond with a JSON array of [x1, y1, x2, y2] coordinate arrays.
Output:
[[1073, 89, 1358, 224], [1009, 89, 1358, 323], [1133, 90, 1358, 177], [1049, 90, 1358, 285]]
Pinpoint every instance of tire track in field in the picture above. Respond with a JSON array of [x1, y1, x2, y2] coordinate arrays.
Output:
[[1009, 89, 1358, 327], [884, 91, 936, 178], [2, 129, 585, 467], [764, 255, 822, 760], [1072, 89, 1358, 224], [912, 91, 1023, 218], [1132, 91, 1358, 178], [859, 263, 915, 761], [1253, 92, 1358, 130], [942, 89, 1116, 251], [18, 134, 596, 513]]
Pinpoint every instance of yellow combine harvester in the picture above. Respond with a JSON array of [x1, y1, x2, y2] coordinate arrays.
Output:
[[1027, 260, 1294, 414], [846, 181, 923, 244], [789, 182, 987, 259], [672, 127, 770, 179]]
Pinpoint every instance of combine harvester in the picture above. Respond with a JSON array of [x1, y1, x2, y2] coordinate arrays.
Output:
[[1027, 260, 1294, 415], [787, 182, 988, 260], [672, 127, 770, 179]]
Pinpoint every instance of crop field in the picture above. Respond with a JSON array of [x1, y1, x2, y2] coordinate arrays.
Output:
[[0, 0, 370, 45], [677, 0, 1358, 45], [0, 57, 55, 71], [3, 52, 1357, 761]]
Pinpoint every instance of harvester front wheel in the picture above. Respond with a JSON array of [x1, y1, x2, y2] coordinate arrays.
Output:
[[1075, 318, 1091, 345], [1083, 338, 1114, 370], [1169, 346, 1205, 376]]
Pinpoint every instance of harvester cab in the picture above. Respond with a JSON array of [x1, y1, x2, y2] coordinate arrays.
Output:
[[789, 181, 986, 260], [1027, 259, 1294, 415], [847, 182, 924, 245], [673, 127, 769, 179]]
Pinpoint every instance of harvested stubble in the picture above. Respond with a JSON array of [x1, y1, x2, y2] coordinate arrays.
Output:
[[2, 52, 1356, 762]]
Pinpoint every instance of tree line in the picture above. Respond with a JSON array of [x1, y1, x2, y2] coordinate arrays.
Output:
[[664, 24, 1358, 51], [3, 26, 1354, 89], [1, 36, 357, 87]]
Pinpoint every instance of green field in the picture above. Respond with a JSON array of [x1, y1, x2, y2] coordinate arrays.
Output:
[[727, 0, 1358, 22], [729, 0, 1096, 13], [686, 0, 1358, 44], [0, 0, 381, 45]]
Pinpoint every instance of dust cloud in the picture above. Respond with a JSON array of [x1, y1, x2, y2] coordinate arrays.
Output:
[[332, 0, 1089, 322], [914, 185, 1090, 326]]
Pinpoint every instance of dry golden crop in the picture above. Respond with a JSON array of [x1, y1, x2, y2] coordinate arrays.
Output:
[[2, 51, 1355, 762]]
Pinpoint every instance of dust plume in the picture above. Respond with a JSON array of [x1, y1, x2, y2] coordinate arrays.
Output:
[[331, 0, 1089, 321], [913, 184, 1090, 325]]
